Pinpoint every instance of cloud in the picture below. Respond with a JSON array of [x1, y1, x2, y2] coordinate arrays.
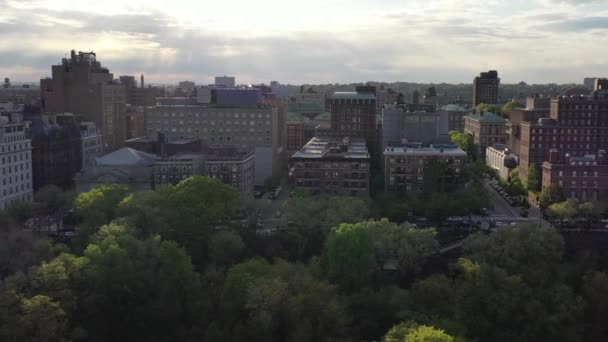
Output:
[[0, 0, 607, 84]]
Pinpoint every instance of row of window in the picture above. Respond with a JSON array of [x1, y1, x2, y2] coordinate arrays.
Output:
[[2, 163, 30, 175], [155, 112, 271, 119], [2, 182, 31, 196], [1, 142, 30, 153]]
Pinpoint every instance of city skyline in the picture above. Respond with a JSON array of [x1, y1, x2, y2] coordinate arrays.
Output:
[[1, 0, 607, 84]]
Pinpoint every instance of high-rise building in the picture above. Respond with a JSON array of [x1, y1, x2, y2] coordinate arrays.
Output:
[[330, 87, 377, 151], [473, 70, 500, 106], [0, 114, 33, 210], [215, 76, 236, 88], [40, 50, 127, 151]]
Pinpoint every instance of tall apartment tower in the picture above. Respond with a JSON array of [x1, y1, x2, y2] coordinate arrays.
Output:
[[40, 50, 127, 151], [330, 86, 377, 152], [0, 114, 33, 209], [473, 70, 500, 106]]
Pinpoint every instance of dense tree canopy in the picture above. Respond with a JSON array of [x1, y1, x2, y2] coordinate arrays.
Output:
[[1, 174, 607, 342]]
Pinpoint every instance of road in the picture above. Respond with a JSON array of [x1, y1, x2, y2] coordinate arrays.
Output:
[[483, 179, 520, 217]]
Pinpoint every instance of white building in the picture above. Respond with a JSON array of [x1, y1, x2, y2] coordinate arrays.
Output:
[[215, 76, 236, 88], [0, 114, 33, 209], [486, 144, 518, 180], [80, 121, 103, 170]]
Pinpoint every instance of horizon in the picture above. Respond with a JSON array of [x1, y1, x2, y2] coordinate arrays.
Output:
[[1, 0, 607, 84]]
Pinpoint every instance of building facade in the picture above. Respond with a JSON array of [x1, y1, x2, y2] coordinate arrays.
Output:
[[153, 153, 204, 187], [464, 112, 507, 157], [144, 103, 286, 185], [330, 90, 377, 152], [506, 96, 550, 155], [519, 88, 608, 179], [30, 114, 82, 190], [215, 76, 236, 88], [486, 144, 518, 180], [542, 149, 608, 202], [383, 145, 467, 192], [204, 149, 255, 197], [438, 104, 467, 133], [287, 121, 306, 157], [0, 115, 33, 209], [80, 121, 103, 170], [473, 70, 500, 106], [40, 50, 127, 151], [290, 137, 370, 196], [126, 105, 145, 140]]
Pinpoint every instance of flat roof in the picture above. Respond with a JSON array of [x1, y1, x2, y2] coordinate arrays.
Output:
[[331, 92, 376, 100], [291, 137, 369, 159], [384, 145, 467, 157]]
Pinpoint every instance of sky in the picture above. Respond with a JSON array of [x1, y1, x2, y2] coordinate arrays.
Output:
[[0, 0, 607, 85]]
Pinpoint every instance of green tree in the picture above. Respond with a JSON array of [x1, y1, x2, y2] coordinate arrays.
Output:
[[539, 183, 563, 209], [582, 271, 608, 340], [74, 184, 129, 228], [209, 230, 245, 267], [463, 224, 564, 284], [17, 295, 68, 342], [526, 164, 540, 192], [34, 185, 75, 215], [547, 200, 578, 224], [7, 201, 38, 224], [476, 103, 500, 114], [324, 222, 375, 291], [502, 101, 523, 116], [405, 325, 455, 342], [448, 131, 474, 156]]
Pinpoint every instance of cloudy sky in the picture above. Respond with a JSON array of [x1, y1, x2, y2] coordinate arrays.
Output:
[[0, 0, 606, 84]]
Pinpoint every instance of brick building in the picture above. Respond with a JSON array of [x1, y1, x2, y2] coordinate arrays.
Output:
[[519, 87, 608, 179], [40, 51, 127, 151], [464, 112, 507, 157], [506, 95, 550, 155], [290, 137, 370, 196], [383, 145, 467, 192], [330, 88, 377, 152], [542, 149, 608, 202]]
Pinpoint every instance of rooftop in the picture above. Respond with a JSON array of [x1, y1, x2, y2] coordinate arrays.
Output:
[[465, 112, 507, 123], [441, 104, 467, 112], [96, 147, 160, 167], [384, 145, 467, 157], [332, 92, 376, 100], [291, 137, 369, 159]]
